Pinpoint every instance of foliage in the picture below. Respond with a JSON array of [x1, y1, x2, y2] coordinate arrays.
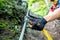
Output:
[[0, 0, 28, 40], [28, 0, 51, 16]]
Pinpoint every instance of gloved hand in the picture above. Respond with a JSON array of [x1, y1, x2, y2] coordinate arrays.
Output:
[[29, 17, 47, 31]]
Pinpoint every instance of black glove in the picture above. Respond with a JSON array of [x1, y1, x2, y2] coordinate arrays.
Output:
[[29, 18, 47, 31]]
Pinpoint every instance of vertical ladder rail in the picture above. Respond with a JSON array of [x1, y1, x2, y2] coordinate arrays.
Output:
[[19, 9, 29, 40]]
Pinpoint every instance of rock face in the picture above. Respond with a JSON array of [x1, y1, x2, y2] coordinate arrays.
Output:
[[25, 19, 60, 40]]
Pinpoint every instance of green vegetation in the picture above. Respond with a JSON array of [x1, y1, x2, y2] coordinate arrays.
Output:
[[28, 0, 51, 16], [0, 0, 28, 40]]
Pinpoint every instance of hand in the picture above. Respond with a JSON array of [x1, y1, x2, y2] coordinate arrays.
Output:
[[29, 18, 47, 31]]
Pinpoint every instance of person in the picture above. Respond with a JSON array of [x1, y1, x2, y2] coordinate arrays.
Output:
[[29, 0, 60, 31]]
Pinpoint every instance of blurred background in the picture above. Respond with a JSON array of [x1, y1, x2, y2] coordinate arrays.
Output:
[[0, 0, 60, 40]]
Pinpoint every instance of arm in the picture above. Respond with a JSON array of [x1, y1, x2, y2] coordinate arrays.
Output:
[[29, 8, 60, 31], [44, 8, 60, 22]]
